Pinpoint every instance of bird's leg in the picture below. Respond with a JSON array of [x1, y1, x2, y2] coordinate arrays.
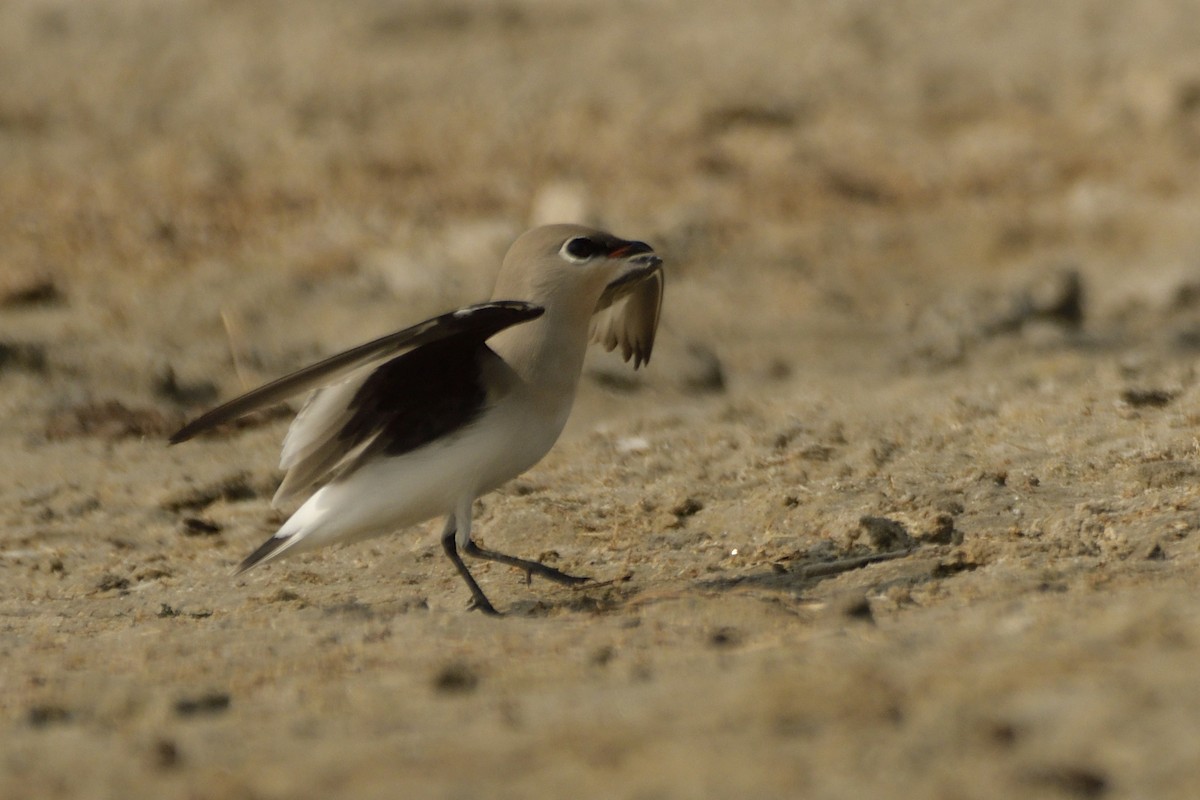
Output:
[[461, 539, 591, 587], [440, 516, 499, 616]]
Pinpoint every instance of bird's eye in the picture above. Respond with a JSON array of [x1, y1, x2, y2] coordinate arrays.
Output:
[[561, 237, 601, 262]]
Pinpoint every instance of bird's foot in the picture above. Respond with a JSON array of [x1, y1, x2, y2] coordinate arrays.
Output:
[[461, 540, 590, 587], [535, 565, 591, 586], [468, 596, 501, 616]]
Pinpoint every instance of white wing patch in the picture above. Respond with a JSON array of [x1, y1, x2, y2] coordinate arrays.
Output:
[[273, 367, 376, 507]]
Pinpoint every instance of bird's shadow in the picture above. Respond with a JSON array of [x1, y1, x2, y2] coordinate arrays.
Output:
[[696, 548, 939, 594], [306, 546, 965, 619], [501, 546, 961, 617]]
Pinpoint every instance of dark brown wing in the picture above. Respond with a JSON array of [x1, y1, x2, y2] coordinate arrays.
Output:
[[169, 301, 542, 444]]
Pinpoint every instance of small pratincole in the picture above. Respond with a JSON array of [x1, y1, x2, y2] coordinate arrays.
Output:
[[170, 224, 664, 614]]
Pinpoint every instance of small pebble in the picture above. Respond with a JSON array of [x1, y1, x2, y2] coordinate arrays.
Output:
[[433, 662, 479, 693], [28, 704, 71, 727], [615, 436, 650, 454], [1120, 388, 1175, 408], [708, 627, 742, 648], [174, 692, 230, 717]]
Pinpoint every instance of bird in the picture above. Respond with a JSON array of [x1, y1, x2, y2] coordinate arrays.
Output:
[[170, 224, 664, 615]]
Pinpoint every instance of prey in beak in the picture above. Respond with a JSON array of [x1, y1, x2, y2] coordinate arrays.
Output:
[[592, 241, 664, 369]]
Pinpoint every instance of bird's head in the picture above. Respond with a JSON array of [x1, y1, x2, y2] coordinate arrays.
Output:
[[492, 224, 664, 368], [494, 224, 659, 308]]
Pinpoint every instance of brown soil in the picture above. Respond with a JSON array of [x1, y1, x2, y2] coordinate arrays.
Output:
[[4, 1, 1200, 797]]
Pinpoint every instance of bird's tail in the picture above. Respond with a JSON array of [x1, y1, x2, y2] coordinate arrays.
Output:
[[232, 496, 327, 575]]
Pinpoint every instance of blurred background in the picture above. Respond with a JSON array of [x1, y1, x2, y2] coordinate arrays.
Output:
[[6, 2, 1200, 798], [6, 0, 1200, 392]]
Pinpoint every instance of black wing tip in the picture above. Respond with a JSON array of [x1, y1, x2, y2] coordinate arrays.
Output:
[[168, 424, 197, 446], [167, 412, 224, 445], [235, 535, 290, 574]]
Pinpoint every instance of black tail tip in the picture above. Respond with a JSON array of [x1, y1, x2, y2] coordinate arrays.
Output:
[[234, 535, 290, 575]]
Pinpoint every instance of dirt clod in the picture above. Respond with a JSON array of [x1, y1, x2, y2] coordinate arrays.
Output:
[[858, 516, 914, 551], [433, 663, 480, 694], [174, 693, 230, 717]]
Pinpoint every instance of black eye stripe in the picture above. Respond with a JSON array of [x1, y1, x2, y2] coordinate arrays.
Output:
[[564, 237, 602, 260]]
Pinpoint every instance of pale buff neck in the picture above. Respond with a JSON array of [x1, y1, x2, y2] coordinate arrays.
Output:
[[487, 299, 595, 394]]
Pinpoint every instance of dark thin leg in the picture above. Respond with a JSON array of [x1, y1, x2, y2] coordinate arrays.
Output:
[[462, 539, 590, 586], [440, 517, 499, 616]]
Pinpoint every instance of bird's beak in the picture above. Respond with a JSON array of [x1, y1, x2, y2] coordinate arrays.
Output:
[[598, 243, 662, 306], [606, 240, 654, 260]]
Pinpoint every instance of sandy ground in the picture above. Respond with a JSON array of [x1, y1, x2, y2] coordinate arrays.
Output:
[[5, 0, 1200, 797]]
